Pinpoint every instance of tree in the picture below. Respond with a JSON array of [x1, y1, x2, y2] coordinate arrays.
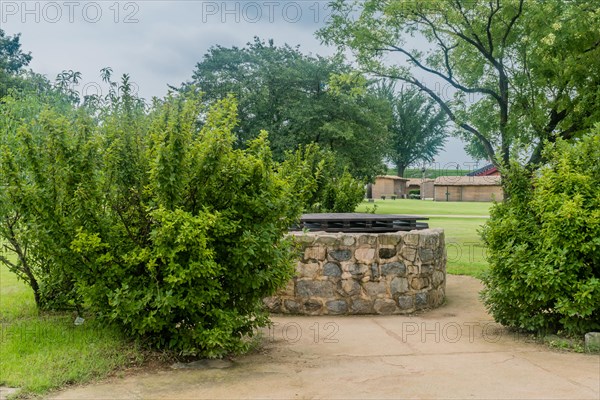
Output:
[[183, 38, 390, 179], [376, 81, 447, 177], [318, 0, 600, 180], [0, 29, 32, 98]]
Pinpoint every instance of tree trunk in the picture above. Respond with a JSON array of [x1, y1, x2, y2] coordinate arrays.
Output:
[[366, 183, 373, 199], [4, 227, 43, 308], [396, 164, 406, 177]]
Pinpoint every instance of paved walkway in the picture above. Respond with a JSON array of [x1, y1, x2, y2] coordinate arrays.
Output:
[[50, 276, 599, 399]]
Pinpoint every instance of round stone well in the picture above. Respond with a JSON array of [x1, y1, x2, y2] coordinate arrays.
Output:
[[264, 213, 446, 315]]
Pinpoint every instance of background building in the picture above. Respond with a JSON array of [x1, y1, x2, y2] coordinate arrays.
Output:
[[372, 176, 409, 199], [433, 175, 503, 202]]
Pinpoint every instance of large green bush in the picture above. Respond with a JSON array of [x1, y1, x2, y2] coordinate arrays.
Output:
[[1, 85, 302, 356], [481, 129, 600, 335]]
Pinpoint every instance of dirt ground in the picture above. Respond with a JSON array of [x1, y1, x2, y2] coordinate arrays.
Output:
[[48, 276, 599, 399]]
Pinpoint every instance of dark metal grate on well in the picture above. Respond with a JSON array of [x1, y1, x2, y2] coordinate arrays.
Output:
[[291, 213, 429, 233]]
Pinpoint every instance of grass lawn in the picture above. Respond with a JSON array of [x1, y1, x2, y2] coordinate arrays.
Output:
[[356, 199, 492, 277], [0, 257, 144, 397]]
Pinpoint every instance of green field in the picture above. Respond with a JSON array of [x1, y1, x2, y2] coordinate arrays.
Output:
[[356, 199, 491, 277], [0, 253, 143, 397]]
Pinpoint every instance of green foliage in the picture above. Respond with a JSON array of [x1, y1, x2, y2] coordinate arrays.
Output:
[[0, 93, 95, 310], [319, 0, 600, 171], [481, 129, 600, 334], [0, 80, 302, 357], [375, 81, 447, 177], [0, 29, 32, 98], [185, 37, 389, 179], [279, 144, 365, 213]]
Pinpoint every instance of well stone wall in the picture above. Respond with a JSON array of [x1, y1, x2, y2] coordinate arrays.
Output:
[[264, 229, 446, 315]]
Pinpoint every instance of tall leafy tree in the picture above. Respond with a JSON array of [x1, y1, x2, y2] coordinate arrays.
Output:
[[183, 38, 390, 179], [0, 29, 32, 98], [377, 82, 447, 177], [318, 0, 600, 183]]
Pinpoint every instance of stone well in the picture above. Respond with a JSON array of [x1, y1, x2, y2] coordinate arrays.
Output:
[[264, 229, 446, 315]]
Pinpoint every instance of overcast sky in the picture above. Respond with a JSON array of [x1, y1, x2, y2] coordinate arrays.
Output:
[[1, 0, 480, 171]]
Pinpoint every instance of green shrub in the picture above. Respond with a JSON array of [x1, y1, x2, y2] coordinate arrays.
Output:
[[481, 129, 600, 335], [279, 143, 365, 212], [1, 85, 302, 356], [0, 94, 94, 310]]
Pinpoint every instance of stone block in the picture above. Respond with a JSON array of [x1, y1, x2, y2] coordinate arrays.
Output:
[[326, 300, 348, 314], [284, 299, 301, 313], [411, 277, 429, 290], [263, 297, 281, 312], [374, 298, 397, 314], [390, 277, 409, 296], [432, 270, 445, 287], [418, 248, 435, 264], [404, 233, 420, 247], [381, 261, 406, 276], [348, 263, 368, 277], [401, 247, 417, 262], [341, 280, 361, 296], [293, 233, 315, 245], [351, 299, 374, 314], [298, 262, 320, 278], [378, 247, 397, 259], [341, 235, 356, 246], [420, 264, 434, 275], [378, 234, 401, 246], [396, 295, 414, 310], [358, 234, 377, 246], [315, 235, 340, 246], [304, 246, 326, 261], [370, 263, 380, 279], [421, 231, 439, 248], [364, 281, 387, 298], [585, 332, 600, 352], [304, 299, 323, 313], [355, 247, 375, 262], [323, 262, 342, 277], [329, 249, 352, 261], [296, 280, 335, 298], [415, 292, 428, 309]]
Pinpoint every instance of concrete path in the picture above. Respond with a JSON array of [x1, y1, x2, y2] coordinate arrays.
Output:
[[50, 276, 599, 399]]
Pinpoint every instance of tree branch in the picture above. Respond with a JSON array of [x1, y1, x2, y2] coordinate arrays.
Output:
[[527, 108, 569, 166], [486, 0, 501, 55], [374, 43, 502, 102], [377, 72, 497, 165], [501, 0, 524, 49]]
